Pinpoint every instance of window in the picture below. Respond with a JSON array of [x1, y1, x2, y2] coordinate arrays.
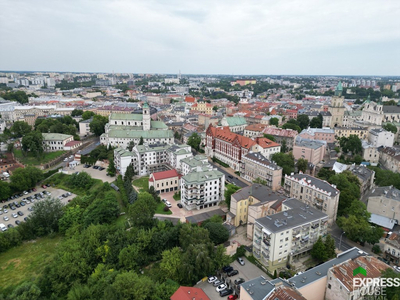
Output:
[[328, 284, 331, 289]]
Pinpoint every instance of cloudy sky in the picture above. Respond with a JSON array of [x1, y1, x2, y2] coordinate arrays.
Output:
[[0, 0, 399, 75]]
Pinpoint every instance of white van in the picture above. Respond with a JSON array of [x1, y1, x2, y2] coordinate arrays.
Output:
[[0, 223, 7, 232]]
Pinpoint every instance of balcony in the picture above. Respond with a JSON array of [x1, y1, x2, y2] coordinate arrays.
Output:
[[254, 233, 261, 240], [262, 239, 270, 247], [385, 250, 400, 259]]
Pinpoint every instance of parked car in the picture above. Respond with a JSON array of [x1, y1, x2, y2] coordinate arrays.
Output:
[[177, 203, 183, 208], [207, 276, 217, 284], [3, 216, 9, 221], [219, 289, 233, 297], [98, 167, 105, 171], [28, 207, 33, 212], [216, 284, 227, 293], [42, 185, 47, 189], [17, 211, 24, 216], [165, 201, 172, 208], [20, 202, 26, 206], [12, 213, 18, 218], [24, 217, 28, 221], [223, 266, 234, 273], [228, 295, 238, 300], [46, 183, 51, 187], [228, 270, 239, 277], [7, 224, 14, 229], [23, 191, 28, 195], [234, 278, 245, 285], [3, 209, 8, 213], [15, 220, 21, 225], [213, 280, 223, 287], [237, 257, 245, 265], [393, 266, 400, 272]]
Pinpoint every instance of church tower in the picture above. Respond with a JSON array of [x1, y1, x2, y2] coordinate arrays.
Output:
[[328, 82, 345, 127], [142, 102, 151, 131]]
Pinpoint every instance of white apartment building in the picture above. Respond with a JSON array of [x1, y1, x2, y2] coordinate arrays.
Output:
[[284, 174, 340, 225], [180, 170, 225, 210], [253, 198, 329, 273], [368, 128, 394, 148], [166, 144, 192, 170], [0, 119, 5, 134], [179, 155, 214, 175], [79, 118, 92, 136]]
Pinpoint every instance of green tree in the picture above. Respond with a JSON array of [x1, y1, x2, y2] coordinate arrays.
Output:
[[310, 236, 328, 262], [138, 136, 144, 145], [107, 157, 116, 176], [112, 271, 154, 300], [159, 247, 182, 282], [10, 121, 32, 138], [187, 132, 201, 151], [82, 111, 95, 120], [89, 115, 108, 136], [281, 139, 287, 152], [1, 90, 29, 104], [203, 222, 229, 245], [317, 168, 335, 181], [71, 109, 84, 117], [0, 180, 11, 201], [282, 122, 301, 133], [297, 114, 310, 130], [7, 281, 41, 299], [263, 133, 276, 141], [10, 166, 43, 192], [128, 192, 157, 228], [269, 117, 279, 126], [381, 268, 400, 300], [213, 105, 218, 112], [328, 171, 360, 215], [383, 123, 398, 134], [339, 135, 362, 155], [68, 172, 94, 190], [271, 152, 295, 175], [296, 158, 308, 173], [224, 184, 240, 210], [310, 116, 322, 128], [21, 130, 44, 158], [127, 141, 135, 151], [58, 205, 84, 233], [324, 234, 336, 259], [83, 192, 120, 227]]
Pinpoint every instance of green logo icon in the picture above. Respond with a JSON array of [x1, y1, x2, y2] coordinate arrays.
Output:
[[353, 267, 367, 277]]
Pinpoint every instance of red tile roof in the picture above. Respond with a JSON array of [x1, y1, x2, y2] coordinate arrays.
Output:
[[170, 286, 210, 300], [185, 96, 196, 103], [149, 169, 180, 182], [65, 141, 82, 147], [255, 137, 281, 149]]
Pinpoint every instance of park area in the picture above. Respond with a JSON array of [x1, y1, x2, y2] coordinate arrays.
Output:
[[132, 176, 149, 192], [13, 149, 66, 166]]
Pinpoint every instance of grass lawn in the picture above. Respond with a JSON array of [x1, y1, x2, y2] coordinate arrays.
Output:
[[155, 202, 172, 215], [172, 191, 181, 201], [132, 176, 149, 192], [14, 149, 66, 166], [0, 235, 62, 293]]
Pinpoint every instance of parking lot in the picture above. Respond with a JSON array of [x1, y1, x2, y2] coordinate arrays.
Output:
[[196, 257, 271, 299], [68, 163, 115, 183], [0, 186, 76, 228]]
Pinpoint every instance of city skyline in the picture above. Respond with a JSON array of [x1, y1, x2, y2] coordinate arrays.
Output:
[[0, 0, 399, 76]]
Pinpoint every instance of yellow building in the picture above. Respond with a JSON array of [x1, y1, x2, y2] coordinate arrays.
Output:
[[334, 126, 368, 140], [190, 100, 213, 114]]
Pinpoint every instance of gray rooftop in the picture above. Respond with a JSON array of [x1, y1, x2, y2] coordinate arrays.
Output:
[[295, 136, 326, 149], [285, 173, 339, 196], [383, 106, 400, 114], [287, 247, 365, 289], [256, 198, 328, 233], [232, 184, 285, 204], [240, 277, 290, 300], [370, 128, 390, 135], [348, 164, 374, 183], [368, 186, 400, 201], [243, 152, 282, 171]]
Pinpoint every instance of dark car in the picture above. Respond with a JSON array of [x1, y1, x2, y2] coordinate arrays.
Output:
[[219, 289, 233, 297], [7, 224, 14, 228], [98, 167, 105, 171], [228, 270, 239, 277], [46, 183, 50, 187], [17, 211, 24, 216], [24, 217, 28, 221], [228, 175, 233, 179], [20, 202, 26, 206], [15, 203, 20, 208], [378, 257, 389, 264], [222, 266, 233, 273], [93, 165, 98, 169], [234, 278, 245, 285], [15, 220, 21, 225], [10, 206, 16, 210], [177, 203, 183, 208]]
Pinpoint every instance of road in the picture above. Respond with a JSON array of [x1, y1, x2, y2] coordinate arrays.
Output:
[[208, 161, 249, 188], [329, 223, 358, 252]]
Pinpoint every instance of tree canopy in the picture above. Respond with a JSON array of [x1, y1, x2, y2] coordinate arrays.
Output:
[[383, 123, 398, 134], [269, 117, 279, 126], [187, 132, 201, 151], [271, 152, 295, 175], [339, 135, 362, 155], [90, 115, 108, 136]]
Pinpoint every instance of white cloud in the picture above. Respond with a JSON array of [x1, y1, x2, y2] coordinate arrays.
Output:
[[0, 0, 399, 74]]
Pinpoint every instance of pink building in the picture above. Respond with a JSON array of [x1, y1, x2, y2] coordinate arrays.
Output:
[[298, 127, 335, 143], [293, 137, 326, 166]]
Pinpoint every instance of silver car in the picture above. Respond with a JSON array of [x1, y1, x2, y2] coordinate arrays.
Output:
[[3, 216, 9, 221]]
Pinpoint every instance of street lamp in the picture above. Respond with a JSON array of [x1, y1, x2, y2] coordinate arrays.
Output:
[[339, 232, 345, 251]]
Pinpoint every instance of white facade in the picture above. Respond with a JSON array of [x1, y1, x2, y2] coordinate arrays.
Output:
[[180, 170, 225, 211], [0, 119, 5, 134], [79, 118, 92, 136], [368, 128, 394, 147]]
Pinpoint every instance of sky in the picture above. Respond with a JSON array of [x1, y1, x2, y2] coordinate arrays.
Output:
[[0, 0, 399, 76]]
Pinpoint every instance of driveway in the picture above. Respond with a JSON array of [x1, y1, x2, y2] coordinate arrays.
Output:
[[0, 186, 75, 228], [196, 257, 271, 300]]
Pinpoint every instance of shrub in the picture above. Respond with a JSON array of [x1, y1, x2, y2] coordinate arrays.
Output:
[[163, 206, 169, 212], [372, 244, 381, 254]]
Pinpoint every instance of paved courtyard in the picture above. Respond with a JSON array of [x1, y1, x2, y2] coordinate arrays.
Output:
[[65, 163, 116, 183]]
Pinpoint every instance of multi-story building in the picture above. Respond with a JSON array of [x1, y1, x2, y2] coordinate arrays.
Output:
[[190, 100, 213, 115], [179, 155, 213, 176], [42, 133, 74, 152], [293, 136, 326, 167], [362, 141, 379, 166], [180, 169, 225, 210], [244, 123, 268, 138], [149, 169, 180, 194], [368, 128, 394, 147], [166, 144, 192, 170], [366, 186, 400, 230], [241, 152, 282, 191], [253, 198, 328, 272], [0, 119, 5, 134], [220, 116, 247, 133], [229, 184, 286, 239], [284, 173, 340, 225], [79, 118, 92, 136], [100, 103, 174, 148], [298, 127, 335, 144], [325, 256, 389, 300], [379, 147, 400, 173], [13, 105, 75, 122], [347, 164, 375, 198], [113, 147, 134, 176], [382, 232, 400, 265], [360, 96, 400, 125], [261, 126, 298, 151], [334, 126, 368, 140], [232, 79, 257, 86], [328, 82, 345, 127]]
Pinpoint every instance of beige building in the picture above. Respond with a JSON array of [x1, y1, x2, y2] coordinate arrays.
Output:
[[228, 184, 285, 239], [42, 133, 74, 152], [190, 100, 213, 115], [284, 173, 340, 225], [79, 118, 92, 136], [253, 198, 328, 273], [362, 141, 379, 166], [149, 169, 180, 194], [366, 186, 400, 230], [325, 256, 389, 300], [241, 152, 282, 191], [293, 137, 326, 167], [379, 147, 400, 173], [334, 126, 368, 140], [382, 232, 400, 265], [328, 82, 345, 127], [243, 123, 268, 138]]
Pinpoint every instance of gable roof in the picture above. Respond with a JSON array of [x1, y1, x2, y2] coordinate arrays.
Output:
[[170, 286, 210, 300], [149, 169, 180, 182]]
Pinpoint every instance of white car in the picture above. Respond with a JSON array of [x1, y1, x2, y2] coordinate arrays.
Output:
[[216, 284, 227, 293], [12, 213, 18, 218], [208, 276, 217, 284], [165, 201, 172, 208], [394, 266, 400, 272], [23, 191, 28, 195], [3, 216, 9, 221]]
